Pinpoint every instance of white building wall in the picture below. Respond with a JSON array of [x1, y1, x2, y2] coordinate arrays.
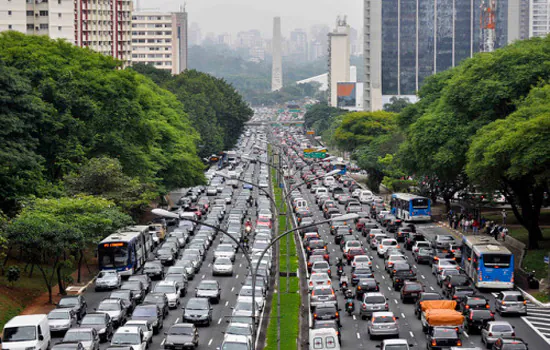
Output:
[[328, 24, 350, 107], [530, 0, 550, 37], [47, 0, 74, 41], [0, 0, 26, 33]]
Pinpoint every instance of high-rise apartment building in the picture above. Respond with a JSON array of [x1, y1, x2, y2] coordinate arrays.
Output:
[[364, 0, 523, 110], [1, 0, 132, 65], [328, 17, 351, 107], [75, 0, 133, 66], [188, 22, 201, 46], [131, 9, 188, 74], [272, 17, 283, 91], [290, 28, 308, 62], [0, 0, 74, 41], [530, 0, 550, 37]]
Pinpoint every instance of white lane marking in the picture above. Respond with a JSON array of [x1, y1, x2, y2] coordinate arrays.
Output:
[[239, 264, 242, 267], [208, 338, 213, 346], [225, 301, 229, 306], [356, 332, 361, 339], [388, 286, 391, 291], [413, 265, 417, 269], [382, 275, 385, 279], [430, 286, 434, 291], [409, 331, 414, 338], [174, 318, 179, 324], [376, 265, 380, 269], [394, 299, 399, 304], [208, 263, 211, 267], [332, 249, 335, 252], [421, 275, 425, 279], [218, 318, 223, 324], [236, 274, 239, 279], [161, 339, 166, 346], [231, 287, 235, 292], [401, 313, 405, 318], [202, 274, 205, 279], [463, 332, 469, 338], [353, 315, 356, 320]]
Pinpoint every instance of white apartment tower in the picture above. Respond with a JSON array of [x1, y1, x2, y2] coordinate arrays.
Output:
[[0, 0, 74, 41], [0, 0, 132, 66], [131, 10, 188, 74], [530, 0, 550, 37], [328, 17, 351, 107]]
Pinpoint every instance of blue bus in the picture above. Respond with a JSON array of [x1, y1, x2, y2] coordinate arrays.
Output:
[[332, 162, 347, 175], [461, 236, 514, 289], [390, 193, 431, 222], [98, 229, 148, 276]]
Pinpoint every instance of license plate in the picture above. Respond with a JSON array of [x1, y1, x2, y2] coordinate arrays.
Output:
[[410, 293, 418, 297]]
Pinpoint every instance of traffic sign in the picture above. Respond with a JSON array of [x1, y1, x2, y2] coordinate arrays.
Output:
[[304, 152, 326, 159], [307, 131, 315, 135], [544, 256, 549, 264], [303, 148, 316, 153]]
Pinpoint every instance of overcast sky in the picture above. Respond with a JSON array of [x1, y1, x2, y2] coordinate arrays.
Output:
[[137, 0, 363, 37]]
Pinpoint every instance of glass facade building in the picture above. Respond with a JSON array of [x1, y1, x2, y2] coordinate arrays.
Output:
[[381, 0, 509, 96]]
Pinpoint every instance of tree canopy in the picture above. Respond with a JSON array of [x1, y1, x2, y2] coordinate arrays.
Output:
[[0, 32, 205, 212]]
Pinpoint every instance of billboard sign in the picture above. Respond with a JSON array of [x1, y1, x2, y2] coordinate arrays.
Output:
[[337, 83, 357, 107]]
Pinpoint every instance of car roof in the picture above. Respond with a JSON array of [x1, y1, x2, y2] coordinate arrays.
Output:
[[5, 314, 47, 327], [383, 339, 409, 345], [116, 326, 141, 333], [372, 311, 394, 317]]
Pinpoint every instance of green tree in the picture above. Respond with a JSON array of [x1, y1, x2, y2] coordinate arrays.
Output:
[[303, 102, 346, 136], [466, 85, 550, 248], [383, 96, 412, 113]]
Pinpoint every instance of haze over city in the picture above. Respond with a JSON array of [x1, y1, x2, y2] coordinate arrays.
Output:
[[139, 0, 363, 37]]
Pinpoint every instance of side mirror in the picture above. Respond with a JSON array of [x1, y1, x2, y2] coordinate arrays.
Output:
[[375, 346, 381, 348], [409, 344, 414, 347], [38, 335, 44, 341], [164, 332, 167, 335], [94, 308, 97, 311]]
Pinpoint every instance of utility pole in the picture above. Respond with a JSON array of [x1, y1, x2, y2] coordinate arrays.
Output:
[[480, 0, 497, 52]]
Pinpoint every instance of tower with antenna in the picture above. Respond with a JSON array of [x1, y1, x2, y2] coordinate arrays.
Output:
[[480, 0, 497, 52]]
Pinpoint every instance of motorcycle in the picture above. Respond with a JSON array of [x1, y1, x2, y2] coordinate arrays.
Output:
[[337, 265, 344, 277], [344, 290, 355, 315]]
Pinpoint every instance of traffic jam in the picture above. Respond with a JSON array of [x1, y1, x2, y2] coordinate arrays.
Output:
[[274, 128, 543, 350]]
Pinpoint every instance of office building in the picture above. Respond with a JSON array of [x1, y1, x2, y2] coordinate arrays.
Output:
[[509, 0, 530, 40], [364, 0, 525, 110], [132, 9, 188, 74], [272, 17, 283, 91], [290, 28, 308, 62], [328, 17, 351, 107], [0, 0, 74, 41], [188, 22, 202, 46], [530, 0, 550, 37]]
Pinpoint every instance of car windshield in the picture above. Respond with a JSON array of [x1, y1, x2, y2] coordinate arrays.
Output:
[[168, 326, 194, 335], [81, 315, 105, 325], [236, 301, 253, 311], [187, 299, 207, 310], [143, 264, 160, 270], [313, 288, 333, 296], [215, 258, 232, 264], [132, 307, 156, 317], [222, 343, 249, 350], [154, 285, 176, 293], [433, 328, 457, 337], [501, 344, 527, 350], [3, 326, 37, 342], [58, 298, 78, 307], [492, 325, 513, 332], [111, 291, 129, 299], [64, 330, 92, 342], [366, 296, 386, 303], [373, 316, 394, 323], [48, 311, 70, 320], [199, 282, 218, 290], [355, 268, 371, 274], [503, 294, 525, 302], [405, 284, 423, 291], [98, 271, 117, 278], [471, 311, 493, 320], [227, 325, 251, 336], [111, 332, 140, 344], [98, 302, 120, 311], [218, 246, 233, 252]]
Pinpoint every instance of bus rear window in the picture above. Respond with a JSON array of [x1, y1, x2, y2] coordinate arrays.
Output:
[[483, 254, 511, 267], [412, 198, 429, 209]]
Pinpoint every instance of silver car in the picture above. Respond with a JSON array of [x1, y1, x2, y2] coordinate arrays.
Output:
[[367, 312, 399, 339], [47, 309, 78, 334], [360, 293, 389, 319], [95, 270, 121, 291], [62, 328, 100, 350], [481, 321, 515, 347], [310, 285, 337, 307], [214, 244, 236, 262], [212, 257, 234, 276], [153, 280, 181, 309], [494, 291, 527, 315]]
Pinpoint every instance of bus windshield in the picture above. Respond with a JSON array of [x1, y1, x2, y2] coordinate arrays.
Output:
[[483, 254, 511, 268], [412, 198, 429, 209], [98, 243, 130, 268]]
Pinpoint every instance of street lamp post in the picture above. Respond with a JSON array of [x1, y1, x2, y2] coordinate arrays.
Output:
[[152, 208, 358, 349]]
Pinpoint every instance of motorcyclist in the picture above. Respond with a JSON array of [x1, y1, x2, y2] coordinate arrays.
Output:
[[245, 219, 252, 234], [339, 272, 349, 291], [336, 257, 345, 276], [242, 235, 250, 252], [344, 289, 355, 315]]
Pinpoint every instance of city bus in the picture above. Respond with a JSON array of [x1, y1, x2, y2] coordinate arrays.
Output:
[[390, 193, 431, 222], [125, 225, 153, 252], [461, 236, 514, 289], [98, 229, 148, 276], [332, 162, 347, 175]]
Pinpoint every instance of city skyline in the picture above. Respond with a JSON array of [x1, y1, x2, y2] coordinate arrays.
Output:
[[137, 0, 362, 38]]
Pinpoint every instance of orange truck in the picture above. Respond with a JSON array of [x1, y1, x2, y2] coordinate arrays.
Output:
[[420, 300, 464, 333]]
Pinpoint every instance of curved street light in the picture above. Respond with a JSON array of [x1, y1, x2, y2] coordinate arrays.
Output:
[[151, 208, 358, 349]]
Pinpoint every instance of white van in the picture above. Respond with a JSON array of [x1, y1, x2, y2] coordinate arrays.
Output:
[[314, 187, 329, 199], [1, 314, 51, 350], [322, 176, 336, 188], [309, 328, 340, 350], [359, 190, 374, 203]]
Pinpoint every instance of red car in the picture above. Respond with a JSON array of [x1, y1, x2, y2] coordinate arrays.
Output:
[[256, 216, 272, 229], [345, 248, 366, 264]]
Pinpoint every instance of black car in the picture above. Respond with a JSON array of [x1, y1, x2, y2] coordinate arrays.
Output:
[[415, 292, 443, 319], [121, 280, 145, 304], [351, 267, 374, 286], [400, 281, 424, 303], [389, 262, 412, 278], [182, 297, 213, 326], [312, 303, 341, 326], [157, 247, 177, 266], [143, 293, 170, 318], [433, 249, 454, 265], [306, 239, 327, 255], [464, 310, 495, 334], [392, 269, 417, 291], [163, 323, 199, 349], [356, 278, 379, 300], [334, 227, 353, 245], [458, 295, 491, 313], [441, 274, 470, 297], [109, 290, 135, 314], [449, 286, 475, 305], [79, 313, 114, 342], [361, 223, 379, 237], [131, 304, 164, 334], [491, 337, 529, 350], [312, 319, 342, 344], [427, 327, 461, 350], [143, 261, 165, 280], [404, 232, 425, 250], [57, 295, 87, 321]]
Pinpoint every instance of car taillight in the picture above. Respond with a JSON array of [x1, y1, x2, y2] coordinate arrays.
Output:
[[327, 269, 331, 275], [357, 286, 362, 290], [488, 332, 493, 336], [395, 279, 400, 282], [362, 304, 367, 310], [309, 282, 313, 286], [486, 304, 490, 309], [385, 303, 389, 308], [328, 280, 331, 285], [511, 332, 515, 337], [501, 301, 506, 305], [431, 340, 437, 346], [313, 313, 317, 319], [465, 305, 470, 309], [470, 314, 473, 320], [457, 340, 462, 346], [335, 312, 339, 317], [448, 283, 451, 288], [352, 274, 357, 278], [453, 296, 458, 299], [523, 300, 527, 305], [380, 245, 383, 249]]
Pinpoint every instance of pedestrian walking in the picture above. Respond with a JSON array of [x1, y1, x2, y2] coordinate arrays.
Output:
[[453, 214, 459, 229], [501, 209, 507, 225], [500, 227, 509, 241], [472, 219, 479, 234]]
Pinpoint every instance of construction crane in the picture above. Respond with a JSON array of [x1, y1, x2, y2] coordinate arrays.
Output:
[[480, 0, 496, 52]]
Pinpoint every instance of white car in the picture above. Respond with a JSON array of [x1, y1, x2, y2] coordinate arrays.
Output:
[[351, 255, 372, 268], [412, 241, 431, 253], [212, 257, 234, 276], [238, 286, 265, 310], [232, 298, 260, 319], [370, 233, 388, 249], [225, 322, 253, 345], [111, 326, 147, 350], [221, 334, 253, 350], [308, 272, 331, 291], [124, 320, 153, 345], [95, 270, 122, 291], [377, 238, 399, 257], [153, 280, 180, 308], [379, 339, 412, 350]]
